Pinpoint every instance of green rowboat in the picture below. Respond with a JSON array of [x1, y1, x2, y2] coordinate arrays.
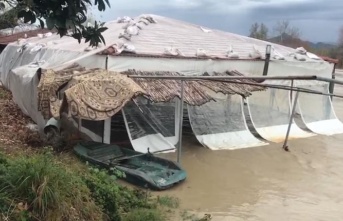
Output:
[[73, 141, 187, 190]]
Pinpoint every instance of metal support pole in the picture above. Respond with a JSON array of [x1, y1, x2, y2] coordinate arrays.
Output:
[[128, 75, 343, 86], [283, 89, 299, 151], [77, 117, 81, 138], [78, 117, 81, 130], [103, 55, 109, 144], [105, 55, 109, 70], [177, 80, 184, 164], [262, 45, 271, 76], [329, 63, 336, 101], [289, 80, 294, 100]]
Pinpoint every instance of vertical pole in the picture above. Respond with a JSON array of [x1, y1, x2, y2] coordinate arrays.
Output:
[[102, 120, 105, 143], [105, 55, 109, 70], [262, 45, 271, 76], [77, 117, 81, 138], [283, 87, 299, 152], [103, 55, 110, 144], [78, 117, 81, 131], [289, 80, 294, 99], [103, 118, 111, 144], [177, 80, 184, 164], [329, 63, 336, 101]]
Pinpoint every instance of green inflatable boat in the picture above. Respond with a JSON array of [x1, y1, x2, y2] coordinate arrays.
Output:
[[73, 141, 187, 190]]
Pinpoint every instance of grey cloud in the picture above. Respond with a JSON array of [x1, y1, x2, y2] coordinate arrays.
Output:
[[95, 0, 343, 43], [249, 0, 270, 2], [250, 0, 343, 20], [247, 0, 343, 41]]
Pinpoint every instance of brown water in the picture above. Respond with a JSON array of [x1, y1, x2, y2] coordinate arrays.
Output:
[[156, 77, 343, 220]]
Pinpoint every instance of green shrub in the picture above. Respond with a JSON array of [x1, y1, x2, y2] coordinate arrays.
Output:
[[83, 167, 157, 220], [116, 186, 157, 212], [0, 152, 7, 165], [83, 167, 121, 221], [157, 196, 180, 209], [123, 208, 166, 221], [0, 152, 103, 221], [0, 151, 173, 221]]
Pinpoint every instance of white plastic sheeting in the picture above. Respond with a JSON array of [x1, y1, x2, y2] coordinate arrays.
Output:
[[0, 35, 117, 136], [188, 94, 268, 150], [107, 56, 334, 78], [0, 44, 99, 132], [246, 88, 314, 143], [0, 13, 336, 151], [0, 25, 39, 36], [122, 97, 178, 153], [107, 55, 264, 76], [8, 65, 46, 130], [296, 83, 343, 135], [68, 118, 104, 142]]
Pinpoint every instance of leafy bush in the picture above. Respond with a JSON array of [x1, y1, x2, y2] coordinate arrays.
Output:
[[83, 167, 121, 221], [0, 8, 18, 30], [157, 196, 180, 209], [0, 151, 7, 165], [123, 208, 166, 221], [83, 166, 158, 220], [0, 151, 103, 221], [0, 150, 174, 221]]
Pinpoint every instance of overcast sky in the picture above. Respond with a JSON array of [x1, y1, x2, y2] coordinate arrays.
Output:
[[92, 0, 343, 43]]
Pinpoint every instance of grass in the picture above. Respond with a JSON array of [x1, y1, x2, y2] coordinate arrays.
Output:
[[0, 149, 185, 221], [0, 86, 198, 221], [0, 150, 103, 221], [123, 208, 166, 221], [157, 196, 180, 209], [0, 88, 10, 100]]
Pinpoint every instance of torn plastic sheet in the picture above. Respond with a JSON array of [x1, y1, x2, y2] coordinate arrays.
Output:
[[296, 83, 343, 135], [188, 94, 268, 150], [246, 88, 314, 143], [122, 98, 178, 153]]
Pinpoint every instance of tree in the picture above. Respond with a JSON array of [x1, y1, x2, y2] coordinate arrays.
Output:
[[337, 26, 343, 67], [259, 23, 268, 40], [249, 22, 268, 40], [249, 22, 259, 38], [0, 0, 111, 47], [339, 26, 343, 47], [273, 20, 300, 43], [0, 7, 18, 30]]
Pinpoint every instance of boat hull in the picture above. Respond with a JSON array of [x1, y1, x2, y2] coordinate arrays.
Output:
[[73, 141, 186, 190]]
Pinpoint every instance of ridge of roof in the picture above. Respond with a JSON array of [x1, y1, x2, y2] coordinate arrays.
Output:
[[0, 29, 53, 45], [2, 14, 327, 63]]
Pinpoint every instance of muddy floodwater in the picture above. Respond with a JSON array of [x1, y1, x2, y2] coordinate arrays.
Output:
[[157, 74, 343, 220]]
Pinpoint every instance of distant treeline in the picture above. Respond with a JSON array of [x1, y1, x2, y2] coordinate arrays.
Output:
[[249, 21, 343, 68]]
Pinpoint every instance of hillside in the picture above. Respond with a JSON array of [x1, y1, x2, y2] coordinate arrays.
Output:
[[268, 33, 336, 50], [305, 41, 336, 50]]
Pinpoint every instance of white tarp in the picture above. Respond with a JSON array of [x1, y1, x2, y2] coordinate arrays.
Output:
[[296, 83, 343, 135], [188, 94, 268, 150], [0, 14, 336, 150], [0, 31, 119, 139], [122, 98, 178, 153], [107, 56, 333, 79], [8, 65, 46, 130], [247, 88, 314, 143]]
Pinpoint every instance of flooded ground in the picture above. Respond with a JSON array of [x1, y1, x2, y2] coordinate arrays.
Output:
[[157, 71, 343, 220]]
